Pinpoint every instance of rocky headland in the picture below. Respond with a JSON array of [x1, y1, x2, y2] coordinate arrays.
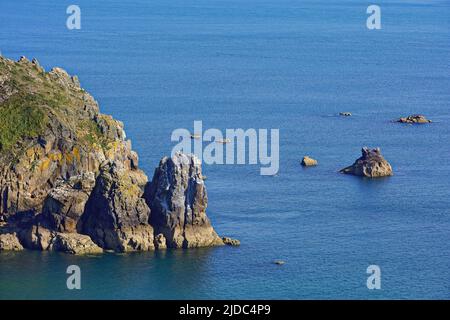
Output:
[[0, 56, 236, 254]]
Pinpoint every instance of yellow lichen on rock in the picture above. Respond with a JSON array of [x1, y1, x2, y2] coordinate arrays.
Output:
[[39, 157, 52, 172]]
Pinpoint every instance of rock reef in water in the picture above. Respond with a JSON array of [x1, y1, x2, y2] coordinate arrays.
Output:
[[340, 147, 393, 178], [0, 56, 231, 254], [397, 115, 431, 124]]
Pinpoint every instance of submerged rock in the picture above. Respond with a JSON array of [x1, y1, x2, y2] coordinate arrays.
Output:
[[340, 147, 393, 178], [301, 156, 318, 167], [145, 152, 224, 249], [397, 115, 431, 124], [222, 237, 240, 246]]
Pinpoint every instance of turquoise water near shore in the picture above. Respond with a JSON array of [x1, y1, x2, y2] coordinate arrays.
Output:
[[1, 0, 449, 299]]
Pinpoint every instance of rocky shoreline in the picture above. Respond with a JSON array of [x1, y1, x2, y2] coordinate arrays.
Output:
[[0, 56, 237, 254], [0, 55, 433, 254]]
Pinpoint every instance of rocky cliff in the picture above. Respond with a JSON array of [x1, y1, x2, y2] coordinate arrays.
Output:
[[0, 56, 234, 253]]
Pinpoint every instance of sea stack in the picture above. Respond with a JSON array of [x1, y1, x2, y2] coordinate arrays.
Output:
[[340, 147, 393, 178], [0, 56, 231, 254], [145, 152, 224, 249]]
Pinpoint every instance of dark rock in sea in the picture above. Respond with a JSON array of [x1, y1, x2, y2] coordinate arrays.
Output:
[[0, 56, 232, 254], [397, 114, 431, 124], [340, 147, 393, 178], [145, 152, 224, 249]]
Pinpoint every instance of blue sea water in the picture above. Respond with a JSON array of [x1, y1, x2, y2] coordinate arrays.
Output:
[[0, 0, 449, 299]]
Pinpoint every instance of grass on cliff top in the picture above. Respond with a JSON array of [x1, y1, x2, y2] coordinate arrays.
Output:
[[0, 93, 49, 151], [0, 58, 71, 153], [0, 56, 117, 156]]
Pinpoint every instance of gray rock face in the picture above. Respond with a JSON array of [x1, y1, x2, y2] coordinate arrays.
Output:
[[340, 147, 393, 178], [145, 152, 223, 249], [82, 161, 155, 252], [41, 173, 95, 233]]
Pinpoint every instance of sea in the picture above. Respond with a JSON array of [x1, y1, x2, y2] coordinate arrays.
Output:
[[0, 0, 449, 299]]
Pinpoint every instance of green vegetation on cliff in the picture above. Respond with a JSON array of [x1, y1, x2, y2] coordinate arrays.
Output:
[[0, 93, 48, 151], [0, 56, 114, 158]]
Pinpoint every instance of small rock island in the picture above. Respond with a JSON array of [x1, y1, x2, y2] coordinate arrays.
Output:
[[301, 156, 318, 167], [0, 56, 236, 254], [340, 147, 393, 178], [397, 114, 432, 124]]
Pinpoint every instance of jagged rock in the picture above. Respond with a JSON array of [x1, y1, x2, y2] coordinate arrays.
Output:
[[340, 147, 393, 178], [51, 233, 102, 255], [301, 156, 318, 167], [0, 233, 23, 251], [145, 152, 223, 249], [41, 173, 95, 233], [397, 115, 431, 124], [18, 56, 29, 63], [82, 161, 154, 252], [222, 237, 240, 246]]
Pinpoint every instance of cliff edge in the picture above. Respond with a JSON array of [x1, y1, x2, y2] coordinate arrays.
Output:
[[0, 56, 234, 253]]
